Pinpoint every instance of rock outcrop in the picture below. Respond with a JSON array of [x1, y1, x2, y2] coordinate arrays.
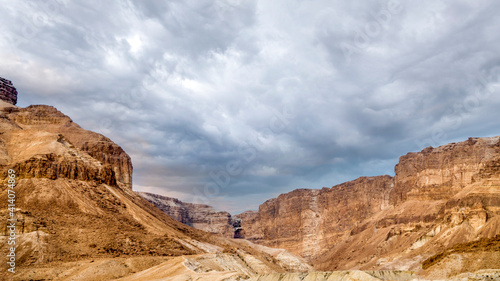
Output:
[[139, 192, 238, 238], [391, 137, 500, 204], [0, 88, 310, 279], [238, 176, 394, 260], [0, 77, 17, 105], [135, 135, 499, 278], [1, 104, 133, 189], [231, 136, 500, 277]]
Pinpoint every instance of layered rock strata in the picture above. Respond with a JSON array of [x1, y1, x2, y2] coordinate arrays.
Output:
[[234, 136, 500, 276], [139, 192, 238, 238], [0, 77, 17, 105], [238, 176, 394, 260], [2, 104, 133, 189], [0, 92, 310, 279]]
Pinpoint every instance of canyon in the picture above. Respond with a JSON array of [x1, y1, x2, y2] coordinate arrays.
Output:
[[138, 192, 240, 239], [0, 80, 311, 280], [150, 136, 500, 279], [0, 78, 498, 280]]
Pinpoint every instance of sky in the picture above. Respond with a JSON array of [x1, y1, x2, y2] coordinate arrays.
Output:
[[1, 0, 499, 213]]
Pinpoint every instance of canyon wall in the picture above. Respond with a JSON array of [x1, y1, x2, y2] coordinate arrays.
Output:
[[139, 192, 238, 238], [239, 176, 394, 260], [392, 137, 500, 204], [0, 85, 311, 279], [0, 77, 17, 105], [234, 136, 500, 273]]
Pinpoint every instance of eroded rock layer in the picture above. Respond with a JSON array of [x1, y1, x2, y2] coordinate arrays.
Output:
[[0, 104, 133, 189], [234, 136, 500, 277], [239, 176, 394, 260], [139, 192, 237, 238], [0, 77, 17, 105], [0, 100, 310, 279]]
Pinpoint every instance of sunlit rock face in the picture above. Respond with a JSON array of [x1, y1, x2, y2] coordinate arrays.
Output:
[[235, 136, 500, 275]]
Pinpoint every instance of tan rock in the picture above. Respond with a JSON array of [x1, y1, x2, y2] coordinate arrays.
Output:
[[235, 136, 500, 274], [0, 100, 310, 279], [138, 192, 236, 238]]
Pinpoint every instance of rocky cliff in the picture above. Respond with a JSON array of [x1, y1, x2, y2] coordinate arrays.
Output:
[[232, 136, 500, 277], [239, 176, 394, 260], [139, 192, 238, 238], [0, 87, 310, 279], [133, 135, 499, 278], [0, 77, 17, 105], [1, 104, 133, 189], [392, 137, 500, 204]]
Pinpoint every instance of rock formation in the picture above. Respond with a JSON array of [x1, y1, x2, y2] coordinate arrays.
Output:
[[0, 88, 310, 280], [135, 136, 495, 277], [239, 176, 394, 260], [139, 192, 238, 238], [3, 104, 133, 189], [0, 77, 17, 105], [232, 136, 500, 277], [135, 134, 499, 278]]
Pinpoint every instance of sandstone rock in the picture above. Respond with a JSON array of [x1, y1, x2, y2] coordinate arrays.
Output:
[[0, 91, 310, 279], [232, 136, 500, 273], [236, 176, 394, 260], [235, 210, 260, 239], [139, 192, 237, 238], [3, 104, 133, 189], [391, 137, 500, 204], [0, 77, 17, 105]]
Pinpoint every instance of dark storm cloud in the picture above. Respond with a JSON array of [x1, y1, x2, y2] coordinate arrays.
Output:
[[1, 0, 500, 213]]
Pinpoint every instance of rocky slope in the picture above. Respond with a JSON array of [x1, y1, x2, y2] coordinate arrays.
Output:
[[138, 192, 238, 238], [239, 176, 394, 260], [134, 135, 500, 278], [231, 136, 500, 278], [0, 84, 310, 280]]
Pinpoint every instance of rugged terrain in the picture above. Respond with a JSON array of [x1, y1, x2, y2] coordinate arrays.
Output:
[[138, 192, 239, 238], [231, 136, 500, 278], [149, 135, 500, 278], [0, 89, 310, 280], [1, 79, 499, 280]]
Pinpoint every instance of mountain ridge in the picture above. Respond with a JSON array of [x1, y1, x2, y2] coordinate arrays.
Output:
[[0, 98, 311, 280], [145, 134, 500, 279]]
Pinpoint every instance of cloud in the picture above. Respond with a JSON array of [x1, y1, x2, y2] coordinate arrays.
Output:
[[1, 0, 500, 213]]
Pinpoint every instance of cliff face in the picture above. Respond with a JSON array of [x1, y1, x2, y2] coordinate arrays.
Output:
[[243, 176, 394, 260], [0, 101, 192, 266], [0, 97, 310, 279], [139, 192, 237, 238], [0, 77, 17, 105], [392, 137, 500, 204], [234, 136, 500, 275], [1, 104, 132, 189]]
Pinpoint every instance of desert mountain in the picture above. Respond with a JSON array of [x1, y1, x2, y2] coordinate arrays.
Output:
[[138, 192, 241, 239], [1, 80, 498, 280], [0, 83, 310, 280], [147, 135, 500, 279], [239, 136, 500, 278]]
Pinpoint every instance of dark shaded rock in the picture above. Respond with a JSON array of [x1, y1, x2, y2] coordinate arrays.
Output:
[[0, 77, 18, 105]]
